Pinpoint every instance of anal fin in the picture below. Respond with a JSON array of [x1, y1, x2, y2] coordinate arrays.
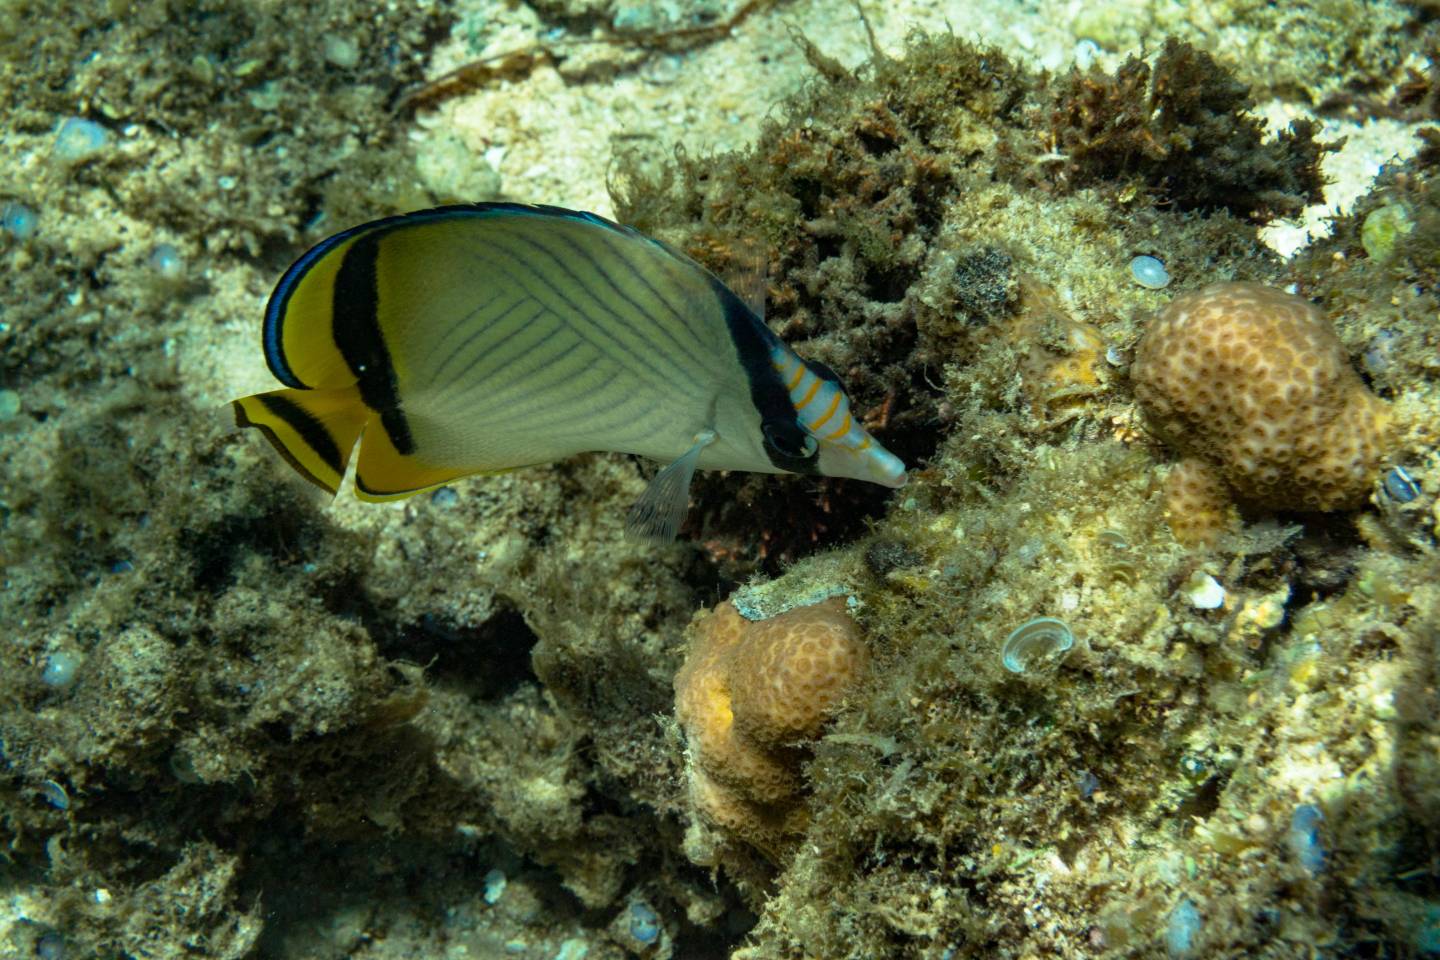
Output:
[[232, 386, 367, 496]]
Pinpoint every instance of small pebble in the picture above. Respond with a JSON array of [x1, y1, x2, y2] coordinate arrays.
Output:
[[1129, 255, 1171, 290], [1287, 803, 1326, 873], [430, 486, 459, 507], [0, 388, 21, 421], [628, 900, 661, 945], [1165, 898, 1201, 958], [53, 117, 111, 165], [1383, 466, 1420, 504], [41, 651, 80, 689], [1076, 769, 1100, 799], [1, 201, 37, 240], [555, 939, 588, 960], [611, 2, 659, 32], [483, 867, 507, 904], [322, 35, 361, 69], [148, 243, 185, 282]]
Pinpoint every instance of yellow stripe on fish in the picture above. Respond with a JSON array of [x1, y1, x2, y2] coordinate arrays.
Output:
[[769, 342, 898, 472], [232, 203, 907, 541]]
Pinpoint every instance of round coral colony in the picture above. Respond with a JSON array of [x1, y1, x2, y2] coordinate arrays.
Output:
[[673, 596, 868, 857], [1131, 282, 1392, 545]]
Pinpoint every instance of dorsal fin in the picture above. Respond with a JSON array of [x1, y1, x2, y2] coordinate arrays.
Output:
[[721, 244, 769, 322], [807, 359, 841, 384], [805, 359, 851, 398]]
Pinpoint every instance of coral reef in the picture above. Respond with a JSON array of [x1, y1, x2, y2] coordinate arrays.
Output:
[[674, 597, 868, 861], [3, 3, 1440, 959], [1133, 282, 1394, 542], [615, 34, 1321, 576]]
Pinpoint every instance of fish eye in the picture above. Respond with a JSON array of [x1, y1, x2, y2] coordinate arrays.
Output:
[[763, 421, 818, 459]]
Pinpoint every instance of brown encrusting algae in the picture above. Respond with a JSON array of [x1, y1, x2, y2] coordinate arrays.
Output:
[[2, 1, 1439, 958]]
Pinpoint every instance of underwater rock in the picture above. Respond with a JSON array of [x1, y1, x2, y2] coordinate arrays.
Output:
[[674, 596, 867, 860], [1133, 282, 1392, 541], [52, 117, 110, 167]]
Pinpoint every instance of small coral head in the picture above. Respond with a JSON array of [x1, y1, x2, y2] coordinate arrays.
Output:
[[1132, 281, 1391, 512], [674, 595, 870, 858]]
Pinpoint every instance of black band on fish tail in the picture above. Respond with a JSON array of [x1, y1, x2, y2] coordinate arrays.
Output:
[[332, 231, 415, 455]]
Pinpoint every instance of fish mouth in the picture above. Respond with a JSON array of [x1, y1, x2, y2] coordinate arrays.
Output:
[[885, 471, 909, 489]]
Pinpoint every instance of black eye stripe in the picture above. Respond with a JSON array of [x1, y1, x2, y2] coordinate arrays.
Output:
[[713, 279, 820, 476]]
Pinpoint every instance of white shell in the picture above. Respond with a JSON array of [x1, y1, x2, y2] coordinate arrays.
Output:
[[1184, 573, 1226, 610]]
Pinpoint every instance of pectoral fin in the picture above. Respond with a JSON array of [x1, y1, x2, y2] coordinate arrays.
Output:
[[625, 430, 717, 542]]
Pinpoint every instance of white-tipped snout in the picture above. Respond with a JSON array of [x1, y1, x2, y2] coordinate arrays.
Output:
[[866, 445, 908, 488], [817, 436, 908, 489]]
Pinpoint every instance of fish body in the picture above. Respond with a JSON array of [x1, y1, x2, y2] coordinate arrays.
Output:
[[232, 203, 906, 539]]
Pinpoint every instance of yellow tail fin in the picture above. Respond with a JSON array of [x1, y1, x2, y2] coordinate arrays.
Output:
[[231, 386, 369, 496]]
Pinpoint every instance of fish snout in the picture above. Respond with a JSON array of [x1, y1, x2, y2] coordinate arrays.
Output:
[[867, 446, 908, 489]]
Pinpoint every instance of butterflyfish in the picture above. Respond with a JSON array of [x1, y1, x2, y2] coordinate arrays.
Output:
[[231, 203, 907, 541]]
